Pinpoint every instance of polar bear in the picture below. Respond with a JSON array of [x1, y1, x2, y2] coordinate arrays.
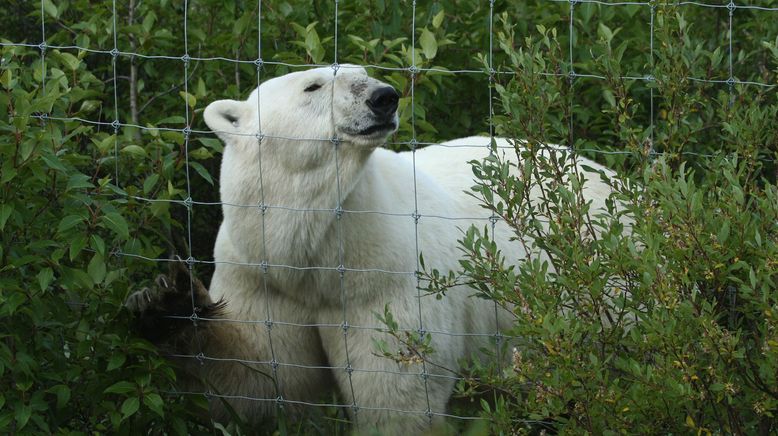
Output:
[[126, 65, 617, 433]]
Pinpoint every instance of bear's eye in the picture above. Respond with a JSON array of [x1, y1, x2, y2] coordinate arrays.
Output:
[[304, 83, 322, 93]]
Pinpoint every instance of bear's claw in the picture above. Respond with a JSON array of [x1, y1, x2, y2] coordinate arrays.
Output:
[[125, 259, 226, 343]]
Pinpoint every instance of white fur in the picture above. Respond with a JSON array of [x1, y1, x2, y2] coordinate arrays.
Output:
[[200, 66, 616, 433]]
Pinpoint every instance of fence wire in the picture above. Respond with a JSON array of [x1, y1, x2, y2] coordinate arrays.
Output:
[[2, 0, 777, 429]]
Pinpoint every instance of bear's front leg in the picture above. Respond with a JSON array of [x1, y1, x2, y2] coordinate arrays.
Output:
[[126, 259, 335, 427], [318, 302, 458, 435]]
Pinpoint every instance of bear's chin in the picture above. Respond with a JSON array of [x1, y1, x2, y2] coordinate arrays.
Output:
[[338, 123, 397, 147], [343, 134, 393, 148]]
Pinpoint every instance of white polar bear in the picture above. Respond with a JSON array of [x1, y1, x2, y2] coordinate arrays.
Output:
[[127, 65, 617, 433]]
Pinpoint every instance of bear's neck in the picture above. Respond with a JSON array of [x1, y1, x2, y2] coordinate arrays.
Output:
[[224, 138, 373, 209], [219, 139, 375, 275]]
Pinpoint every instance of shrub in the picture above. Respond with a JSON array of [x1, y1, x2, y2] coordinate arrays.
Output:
[[421, 8, 778, 434]]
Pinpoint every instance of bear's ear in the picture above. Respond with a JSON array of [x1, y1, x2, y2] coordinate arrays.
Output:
[[203, 99, 253, 142]]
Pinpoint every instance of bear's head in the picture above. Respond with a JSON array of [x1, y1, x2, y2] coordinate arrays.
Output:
[[203, 65, 400, 152]]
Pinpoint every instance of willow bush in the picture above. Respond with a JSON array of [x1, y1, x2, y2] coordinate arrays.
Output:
[[425, 7, 778, 435]]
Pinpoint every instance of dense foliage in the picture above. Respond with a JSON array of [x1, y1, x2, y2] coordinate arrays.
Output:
[[424, 6, 778, 435], [1, 0, 776, 434]]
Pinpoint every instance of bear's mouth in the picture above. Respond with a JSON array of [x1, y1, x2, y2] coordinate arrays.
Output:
[[354, 121, 396, 136]]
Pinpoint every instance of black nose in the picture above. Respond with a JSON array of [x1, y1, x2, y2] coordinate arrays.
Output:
[[366, 86, 399, 119]]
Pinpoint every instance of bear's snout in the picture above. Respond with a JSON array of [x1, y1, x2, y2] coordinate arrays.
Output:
[[366, 86, 400, 120]]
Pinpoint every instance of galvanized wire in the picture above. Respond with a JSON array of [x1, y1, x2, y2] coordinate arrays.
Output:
[[6, 0, 777, 427]]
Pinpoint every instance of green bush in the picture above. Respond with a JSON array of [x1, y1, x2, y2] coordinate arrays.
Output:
[[1, 0, 777, 434], [422, 6, 778, 434], [0, 25, 215, 436]]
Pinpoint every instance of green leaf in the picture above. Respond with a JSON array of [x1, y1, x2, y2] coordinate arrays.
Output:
[[143, 173, 160, 195], [104, 381, 136, 395], [189, 146, 213, 160], [419, 28, 438, 60], [171, 416, 188, 436], [233, 11, 252, 36], [0, 70, 12, 89], [749, 268, 757, 289], [189, 161, 214, 185], [278, 2, 293, 17], [66, 173, 94, 191], [717, 220, 730, 243], [2, 293, 26, 316], [58, 215, 84, 233], [15, 403, 31, 430], [602, 89, 616, 108], [432, 9, 445, 29], [156, 116, 186, 125], [101, 212, 130, 240], [107, 354, 126, 371], [91, 234, 106, 256], [197, 137, 224, 153], [41, 154, 68, 173], [142, 10, 156, 34], [42, 0, 58, 18], [87, 253, 106, 284], [179, 91, 196, 109], [48, 385, 71, 409], [94, 134, 116, 154], [144, 393, 165, 417], [304, 28, 324, 63], [13, 112, 30, 134], [37, 268, 54, 291], [59, 52, 81, 71], [0, 204, 12, 231], [196, 77, 207, 98], [120, 397, 140, 421], [0, 411, 11, 430], [597, 23, 615, 44], [69, 234, 88, 261], [121, 145, 147, 158], [78, 100, 102, 114]]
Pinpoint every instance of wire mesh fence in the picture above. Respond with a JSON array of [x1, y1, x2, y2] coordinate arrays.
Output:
[[1, 0, 777, 430]]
